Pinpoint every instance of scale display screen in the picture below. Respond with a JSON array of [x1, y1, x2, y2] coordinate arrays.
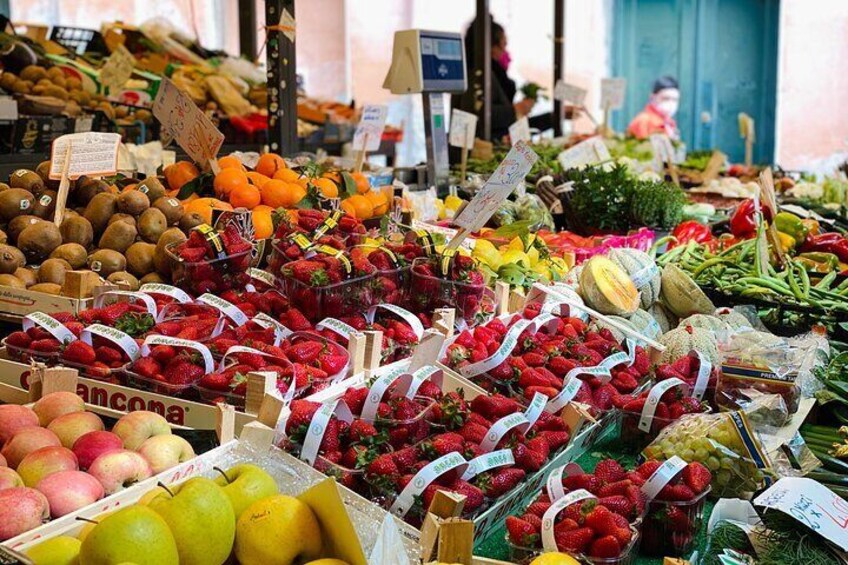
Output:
[[419, 32, 466, 92]]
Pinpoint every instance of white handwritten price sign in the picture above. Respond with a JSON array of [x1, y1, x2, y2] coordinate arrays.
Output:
[[49, 132, 121, 180], [557, 136, 611, 170], [754, 477, 848, 550], [554, 80, 587, 106], [508, 116, 531, 145], [153, 78, 224, 169], [100, 44, 135, 92], [600, 77, 627, 110], [453, 140, 539, 232], [449, 109, 478, 149], [353, 104, 388, 152]]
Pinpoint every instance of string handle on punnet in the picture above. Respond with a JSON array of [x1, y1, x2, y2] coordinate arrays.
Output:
[[139, 283, 191, 307], [389, 452, 469, 517], [691, 350, 712, 400], [541, 489, 598, 552], [364, 304, 425, 339], [359, 364, 444, 422], [316, 317, 357, 341], [251, 313, 292, 345], [81, 324, 141, 361], [140, 335, 214, 372], [546, 462, 585, 501], [298, 399, 354, 466], [94, 289, 158, 319], [461, 449, 515, 481], [22, 312, 76, 344], [640, 456, 688, 501], [217, 344, 289, 373], [638, 378, 689, 433], [197, 293, 249, 326]]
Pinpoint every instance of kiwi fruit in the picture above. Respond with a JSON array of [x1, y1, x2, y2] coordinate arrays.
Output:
[[154, 227, 187, 277], [139, 272, 165, 285], [9, 170, 44, 194], [108, 213, 136, 227], [29, 283, 61, 295], [117, 190, 150, 216], [11, 79, 31, 94], [60, 216, 94, 248], [43, 85, 67, 100], [74, 177, 109, 206], [0, 274, 25, 289], [87, 249, 126, 277], [153, 197, 184, 225], [20, 65, 47, 83], [18, 222, 62, 262], [0, 73, 17, 90], [125, 242, 156, 277], [0, 244, 25, 274], [138, 207, 168, 243], [0, 182, 9, 193], [35, 161, 58, 190], [107, 271, 139, 291], [30, 190, 57, 219], [83, 192, 118, 234], [179, 212, 205, 232], [98, 221, 137, 254], [13, 267, 37, 287], [38, 258, 72, 285], [7, 215, 42, 243], [136, 177, 167, 202], [0, 188, 35, 222], [0, 229, 7, 244], [50, 243, 88, 269]]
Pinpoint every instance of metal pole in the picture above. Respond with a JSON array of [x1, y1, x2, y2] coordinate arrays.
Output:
[[265, 0, 298, 155], [553, 0, 565, 136], [238, 0, 257, 60], [473, 0, 491, 140]]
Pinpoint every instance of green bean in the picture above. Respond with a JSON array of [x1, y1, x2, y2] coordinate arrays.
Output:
[[796, 261, 811, 298], [734, 277, 794, 296], [816, 271, 838, 290], [718, 238, 754, 257]]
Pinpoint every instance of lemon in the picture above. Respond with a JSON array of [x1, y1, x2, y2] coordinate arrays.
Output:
[[527, 245, 540, 266], [501, 249, 531, 269], [435, 198, 446, 219], [444, 195, 464, 211], [472, 239, 502, 269], [507, 237, 525, 252], [530, 553, 582, 565]]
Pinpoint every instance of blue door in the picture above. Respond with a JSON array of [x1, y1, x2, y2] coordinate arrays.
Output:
[[611, 0, 779, 164]]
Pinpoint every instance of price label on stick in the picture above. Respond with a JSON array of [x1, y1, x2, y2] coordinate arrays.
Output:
[[600, 77, 627, 110], [48, 132, 121, 180], [153, 78, 224, 170], [508, 116, 531, 145], [453, 141, 539, 232], [353, 104, 388, 152], [554, 80, 587, 106], [100, 44, 135, 92], [557, 136, 611, 170], [449, 109, 478, 149]]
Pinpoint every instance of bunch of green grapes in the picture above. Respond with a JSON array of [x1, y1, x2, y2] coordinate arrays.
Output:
[[643, 414, 766, 497]]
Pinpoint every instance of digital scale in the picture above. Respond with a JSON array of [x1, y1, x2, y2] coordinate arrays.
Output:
[[383, 29, 467, 189]]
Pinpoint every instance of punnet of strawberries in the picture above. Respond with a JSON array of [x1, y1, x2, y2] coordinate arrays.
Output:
[[612, 384, 710, 448], [281, 253, 377, 322], [268, 209, 365, 273], [194, 348, 298, 408], [125, 340, 210, 395], [168, 224, 252, 295], [316, 310, 427, 364], [409, 255, 490, 325], [5, 312, 85, 362], [655, 352, 720, 408], [276, 332, 350, 387]]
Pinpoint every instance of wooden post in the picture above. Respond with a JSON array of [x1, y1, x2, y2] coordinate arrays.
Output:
[[354, 133, 369, 173], [239, 421, 276, 450], [362, 330, 382, 377], [28, 365, 78, 402], [216, 403, 236, 443], [53, 143, 72, 227], [347, 332, 366, 376], [437, 519, 474, 565], [245, 371, 277, 416], [408, 330, 447, 373], [494, 281, 510, 315], [433, 308, 455, 339]]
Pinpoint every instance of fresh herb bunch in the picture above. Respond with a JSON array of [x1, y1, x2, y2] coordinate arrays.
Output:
[[680, 149, 715, 171], [628, 178, 687, 228]]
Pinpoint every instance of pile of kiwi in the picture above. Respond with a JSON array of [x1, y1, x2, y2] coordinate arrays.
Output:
[[0, 164, 204, 295]]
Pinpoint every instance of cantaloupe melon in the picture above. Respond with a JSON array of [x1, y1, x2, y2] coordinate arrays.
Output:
[[649, 302, 676, 334], [579, 256, 640, 316], [608, 248, 661, 308], [660, 264, 715, 317], [658, 324, 719, 364]]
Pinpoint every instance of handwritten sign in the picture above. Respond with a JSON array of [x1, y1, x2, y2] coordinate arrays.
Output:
[[449, 109, 478, 149], [508, 116, 531, 145], [48, 132, 121, 180], [278, 8, 296, 42], [152, 78, 224, 169], [557, 136, 611, 170], [453, 140, 538, 232], [754, 477, 848, 550], [600, 77, 627, 110], [410, 219, 476, 252], [100, 44, 135, 92], [554, 80, 587, 106], [352, 104, 388, 152], [650, 133, 676, 171]]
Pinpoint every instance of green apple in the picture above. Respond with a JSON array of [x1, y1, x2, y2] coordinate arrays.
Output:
[[148, 478, 235, 565], [214, 464, 278, 520], [25, 535, 80, 565], [79, 506, 178, 565]]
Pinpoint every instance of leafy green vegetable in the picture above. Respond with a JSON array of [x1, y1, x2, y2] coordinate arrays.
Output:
[[680, 149, 715, 171]]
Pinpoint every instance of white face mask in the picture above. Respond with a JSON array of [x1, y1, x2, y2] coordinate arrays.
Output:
[[655, 99, 679, 118]]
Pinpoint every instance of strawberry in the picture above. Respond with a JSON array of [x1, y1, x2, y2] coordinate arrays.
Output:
[[450, 480, 483, 510], [597, 479, 632, 497], [421, 434, 464, 458], [348, 419, 377, 442], [95, 346, 124, 366], [286, 400, 320, 435], [660, 505, 692, 532], [522, 513, 542, 531], [132, 357, 161, 378], [342, 388, 369, 414], [199, 372, 231, 391], [625, 471, 646, 487], [548, 355, 577, 377], [514, 443, 546, 472], [164, 360, 204, 385], [681, 461, 712, 494], [598, 495, 634, 519], [458, 421, 488, 444], [5, 331, 31, 348], [591, 384, 618, 410], [288, 341, 323, 364], [62, 340, 96, 365], [283, 308, 312, 331], [478, 468, 525, 498], [431, 391, 469, 430], [150, 345, 177, 364], [636, 460, 662, 479], [657, 483, 695, 501], [538, 430, 570, 451], [594, 459, 626, 484], [526, 437, 550, 460], [470, 394, 518, 419], [563, 473, 601, 494], [625, 485, 647, 517], [319, 419, 342, 453], [391, 446, 419, 468], [525, 501, 551, 517], [367, 453, 399, 479], [506, 516, 539, 547], [555, 526, 594, 553], [318, 353, 347, 375], [30, 339, 60, 353], [588, 535, 622, 558], [522, 351, 547, 367]]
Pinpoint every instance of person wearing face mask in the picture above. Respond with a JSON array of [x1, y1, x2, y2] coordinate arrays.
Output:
[[627, 76, 680, 140]]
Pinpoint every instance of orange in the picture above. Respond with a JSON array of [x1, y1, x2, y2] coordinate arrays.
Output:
[[246, 171, 270, 188], [312, 178, 339, 199], [344, 194, 373, 219], [255, 153, 286, 178], [261, 179, 306, 208], [217, 155, 244, 170], [351, 172, 370, 194], [252, 205, 274, 239], [214, 168, 249, 197], [340, 199, 357, 217], [273, 168, 301, 183], [163, 161, 199, 192], [229, 184, 261, 209], [183, 198, 234, 225], [365, 190, 389, 216], [323, 171, 342, 184]]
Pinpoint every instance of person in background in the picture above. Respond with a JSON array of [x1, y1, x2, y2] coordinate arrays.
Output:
[[627, 76, 680, 140]]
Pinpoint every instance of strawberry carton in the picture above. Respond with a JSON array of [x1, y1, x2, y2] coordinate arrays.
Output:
[[152, 302, 227, 343], [277, 331, 350, 388], [268, 209, 365, 276], [634, 457, 712, 556], [3, 311, 83, 362], [409, 256, 492, 326], [123, 335, 215, 396], [79, 292, 157, 337], [166, 224, 252, 295], [315, 305, 427, 364], [58, 324, 141, 383], [354, 245, 410, 308], [655, 351, 720, 408]]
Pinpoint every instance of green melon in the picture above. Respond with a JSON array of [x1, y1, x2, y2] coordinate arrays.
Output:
[[608, 247, 661, 309], [660, 264, 715, 317]]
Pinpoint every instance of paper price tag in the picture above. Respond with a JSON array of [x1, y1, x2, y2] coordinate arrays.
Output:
[[100, 44, 135, 92], [139, 283, 191, 305], [542, 489, 598, 551], [557, 136, 611, 170], [198, 294, 249, 326], [49, 132, 121, 180], [639, 378, 688, 432], [299, 400, 354, 466], [153, 78, 224, 169], [693, 351, 712, 400], [461, 449, 514, 480], [454, 141, 539, 233], [390, 452, 468, 517], [315, 317, 357, 340], [641, 456, 687, 501], [82, 324, 140, 361], [600, 77, 627, 110], [479, 413, 530, 452], [523, 392, 548, 429], [450, 109, 478, 149], [460, 318, 533, 378], [94, 290, 157, 319], [553, 80, 587, 105], [22, 312, 76, 344], [508, 116, 531, 145], [353, 104, 388, 152], [141, 335, 213, 373]]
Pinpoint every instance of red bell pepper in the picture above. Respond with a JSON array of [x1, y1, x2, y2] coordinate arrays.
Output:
[[729, 199, 773, 238], [800, 232, 848, 263], [669, 221, 713, 249]]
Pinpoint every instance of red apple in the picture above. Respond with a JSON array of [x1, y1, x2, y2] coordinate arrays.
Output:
[[36, 470, 104, 518], [32, 391, 85, 426], [72, 431, 123, 471], [0, 452, 7, 467], [0, 466, 23, 489], [1, 427, 61, 469], [48, 411, 105, 448], [0, 487, 49, 541], [0, 405, 38, 444], [17, 446, 78, 487], [88, 450, 153, 494]]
